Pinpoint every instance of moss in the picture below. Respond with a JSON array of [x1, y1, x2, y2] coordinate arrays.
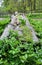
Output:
[[19, 25, 33, 42]]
